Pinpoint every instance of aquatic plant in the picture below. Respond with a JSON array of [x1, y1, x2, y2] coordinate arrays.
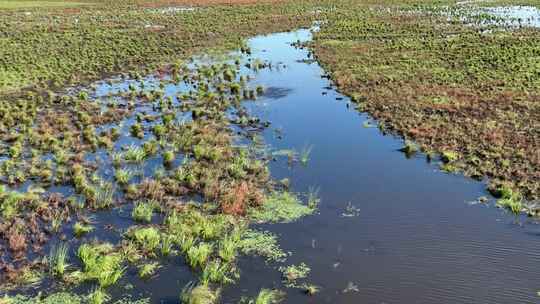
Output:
[[130, 227, 161, 253], [441, 151, 459, 163], [111, 152, 123, 168], [279, 263, 310, 288], [218, 233, 240, 263], [302, 284, 320, 295], [73, 222, 95, 237], [400, 140, 418, 157], [200, 259, 235, 285], [124, 145, 147, 163], [238, 229, 287, 262], [132, 201, 155, 223], [299, 145, 313, 165], [88, 288, 110, 304], [3, 292, 82, 304], [180, 283, 220, 304], [497, 197, 523, 214], [251, 289, 285, 304], [138, 262, 161, 279], [94, 182, 115, 209], [249, 192, 315, 223], [179, 235, 197, 255], [163, 150, 175, 166], [77, 243, 125, 288], [130, 123, 144, 139], [143, 140, 159, 156], [49, 243, 70, 277], [115, 169, 134, 185], [159, 234, 175, 257], [307, 187, 321, 209], [0, 189, 28, 220], [186, 243, 213, 269]]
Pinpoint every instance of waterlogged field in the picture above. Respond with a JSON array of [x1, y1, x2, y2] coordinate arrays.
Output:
[[0, 0, 539, 303]]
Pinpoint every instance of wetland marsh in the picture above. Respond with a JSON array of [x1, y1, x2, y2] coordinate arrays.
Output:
[[0, 1, 539, 303]]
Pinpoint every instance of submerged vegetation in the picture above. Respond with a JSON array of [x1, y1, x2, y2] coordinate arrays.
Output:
[[248, 192, 316, 224]]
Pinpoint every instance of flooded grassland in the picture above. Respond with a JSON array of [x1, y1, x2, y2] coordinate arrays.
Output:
[[1, 1, 539, 304]]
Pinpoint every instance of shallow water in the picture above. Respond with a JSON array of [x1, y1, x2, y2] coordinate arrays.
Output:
[[484, 6, 540, 28], [215, 29, 540, 303]]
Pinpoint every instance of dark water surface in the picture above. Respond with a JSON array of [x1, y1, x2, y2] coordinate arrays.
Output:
[[214, 28, 540, 304]]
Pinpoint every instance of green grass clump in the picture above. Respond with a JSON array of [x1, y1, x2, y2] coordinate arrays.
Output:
[[186, 243, 213, 269], [441, 151, 459, 163], [497, 197, 523, 214], [218, 229, 242, 263], [138, 262, 161, 279], [163, 150, 175, 165], [77, 243, 125, 288], [399, 140, 419, 157], [180, 283, 220, 304], [48, 243, 70, 278], [73, 222, 94, 237], [165, 209, 231, 242], [132, 201, 155, 223], [124, 145, 147, 163], [249, 192, 315, 223], [87, 288, 110, 304], [115, 169, 134, 185], [200, 259, 235, 285], [130, 227, 161, 252], [0, 187, 34, 220], [254, 289, 285, 304]]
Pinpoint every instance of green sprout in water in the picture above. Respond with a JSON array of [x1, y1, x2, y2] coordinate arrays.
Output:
[[279, 263, 311, 288], [132, 201, 155, 223], [73, 221, 95, 237], [240, 288, 285, 304], [49, 243, 70, 278], [138, 262, 161, 279], [299, 144, 313, 165], [115, 168, 134, 185]]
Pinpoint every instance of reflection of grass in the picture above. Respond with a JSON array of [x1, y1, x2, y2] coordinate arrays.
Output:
[[0, 1, 90, 9]]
